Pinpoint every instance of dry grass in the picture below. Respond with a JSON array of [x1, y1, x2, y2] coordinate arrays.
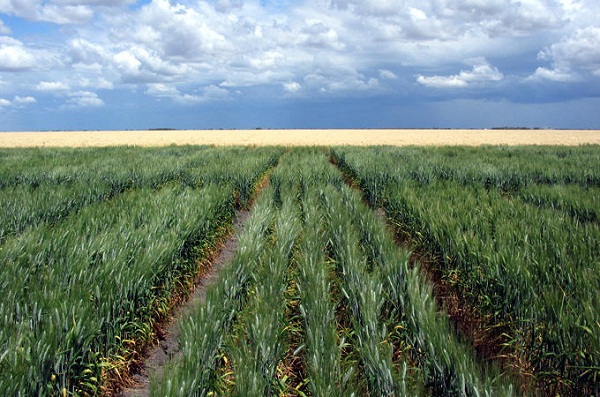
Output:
[[1, 129, 600, 147]]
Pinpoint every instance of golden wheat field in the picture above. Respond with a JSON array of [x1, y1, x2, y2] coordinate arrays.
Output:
[[1, 129, 600, 147]]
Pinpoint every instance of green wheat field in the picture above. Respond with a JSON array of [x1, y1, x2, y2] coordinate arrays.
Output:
[[0, 145, 598, 396]]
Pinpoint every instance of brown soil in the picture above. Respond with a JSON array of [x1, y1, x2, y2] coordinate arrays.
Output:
[[1, 129, 599, 147], [117, 209, 251, 397]]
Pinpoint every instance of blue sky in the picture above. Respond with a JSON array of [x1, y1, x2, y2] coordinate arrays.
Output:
[[1, 0, 599, 131]]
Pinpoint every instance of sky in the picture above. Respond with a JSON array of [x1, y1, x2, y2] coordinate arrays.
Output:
[[1, 0, 599, 131]]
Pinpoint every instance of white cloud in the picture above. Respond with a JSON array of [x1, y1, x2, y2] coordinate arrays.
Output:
[[529, 67, 580, 82], [201, 85, 229, 100], [332, 0, 404, 16], [559, 0, 600, 26], [145, 83, 179, 97], [559, 0, 583, 13], [174, 94, 203, 105], [246, 50, 285, 70], [0, 95, 36, 109], [145, 83, 229, 104], [501, 0, 562, 33], [301, 66, 380, 94], [417, 58, 503, 88], [408, 7, 427, 21], [103, 0, 360, 92], [424, 0, 563, 35], [417, 74, 469, 88], [537, 26, 600, 76], [45, 0, 568, 101], [56, 0, 135, 6], [13, 95, 36, 104], [66, 91, 104, 107], [113, 50, 141, 74], [298, 20, 344, 50], [76, 75, 114, 90], [36, 81, 70, 91], [69, 38, 110, 64], [331, 0, 563, 41], [0, 0, 131, 24], [38, 4, 93, 24], [379, 69, 398, 80], [1, 0, 599, 119], [0, 0, 37, 20], [120, 0, 232, 59], [0, 40, 36, 71], [112, 46, 191, 83], [283, 81, 301, 93]]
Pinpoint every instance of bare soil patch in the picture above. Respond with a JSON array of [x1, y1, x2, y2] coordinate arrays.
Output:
[[1, 129, 599, 147]]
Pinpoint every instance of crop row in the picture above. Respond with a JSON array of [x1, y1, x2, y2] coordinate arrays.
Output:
[[2, 145, 595, 396], [332, 145, 599, 395], [0, 147, 282, 245], [153, 149, 515, 396], [0, 146, 283, 395]]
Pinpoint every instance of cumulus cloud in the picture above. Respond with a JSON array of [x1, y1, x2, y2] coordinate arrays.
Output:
[[65, 91, 104, 107], [57, 0, 135, 5], [0, 0, 91, 24], [379, 69, 398, 80], [145, 83, 179, 97], [283, 81, 302, 93], [39, 0, 571, 102], [298, 20, 344, 50], [496, 0, 562, 34], [0, 39, 36, 71], [417, 58, 504, 88], [301, 66, 380, 94], [529, 67, 580, 82], [113, 50, 142, 77], [36, 81, 70, 91], [332, 0, 408, 16], [330, 0, 563, 42], [112, 48, 167, 83], [202, 85, 229, 100], [0, 95, 36, 109], [1, 0, 599, 120], [68, 38, 110, 64], [118, 0, 231, 59], [14, 95, 36, 104], [0, 0, 133, 24], [38, 5, 93, 24], [146, 83, 230, 104], [76, 75, 114, 90], [537, 26, 600, 77], [418, 74, 468, 88], [112, 43, 194, 84]]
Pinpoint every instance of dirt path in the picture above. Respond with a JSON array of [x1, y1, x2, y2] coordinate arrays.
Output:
[[118, 210, 251, 397]]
